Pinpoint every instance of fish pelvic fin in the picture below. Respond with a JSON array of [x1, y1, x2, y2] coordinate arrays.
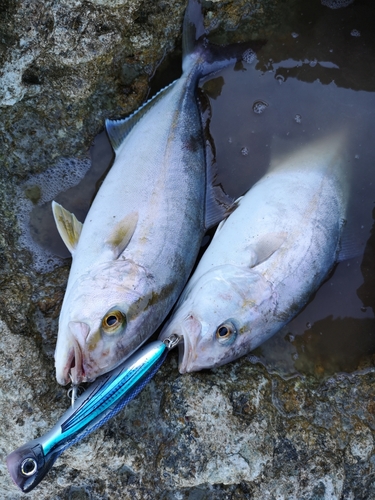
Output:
[[105, 211, 139, 259], [52, 201, 83, 254]]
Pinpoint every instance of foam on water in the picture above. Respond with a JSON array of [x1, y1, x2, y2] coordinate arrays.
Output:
[[16, 157, 91, 273]]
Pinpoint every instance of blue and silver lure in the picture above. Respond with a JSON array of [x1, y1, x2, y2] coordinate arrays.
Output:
[[6, 335, 180, 493]]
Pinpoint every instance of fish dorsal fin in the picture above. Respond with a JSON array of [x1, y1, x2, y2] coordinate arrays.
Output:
[[105, 211, 139, 259], [52, 201, 83, 254], [106, 80, 177, 153], [248, 233, 286, 268]]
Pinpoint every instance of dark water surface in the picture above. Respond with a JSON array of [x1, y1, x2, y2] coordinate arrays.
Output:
[[25, 0, 375, 379]]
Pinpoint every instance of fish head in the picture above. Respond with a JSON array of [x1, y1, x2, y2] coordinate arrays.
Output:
[[55, 259, 156, 385], [160, 265, 277, 373]]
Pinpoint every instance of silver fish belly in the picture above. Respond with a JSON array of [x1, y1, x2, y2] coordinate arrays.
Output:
[[159, 132, 350, 373]]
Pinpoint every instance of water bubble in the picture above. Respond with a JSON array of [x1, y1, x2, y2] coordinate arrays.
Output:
[[294, 114, 302, 124], [292, 353, 299, 360], [291, 32, 299, 38], [228, 137, 233, 143], [275, 74, 285, 84], [355, 154, 360, 159], [306, 322, 312, 329], [309, 59, 317, 67], [288, 334, 295, 342], [252, 100, 268, 114], [350, 29, 361, 37], [321, 0, 354, 9], [241, 147, 249, 156], [242, 48, 256, 64]]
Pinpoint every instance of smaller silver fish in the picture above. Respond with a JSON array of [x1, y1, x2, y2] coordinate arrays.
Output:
[[159, 132, 350, 372], [6, 335, 180, 493]]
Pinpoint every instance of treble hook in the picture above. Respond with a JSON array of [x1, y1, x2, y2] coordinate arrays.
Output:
[[67, 371, 84, 408]]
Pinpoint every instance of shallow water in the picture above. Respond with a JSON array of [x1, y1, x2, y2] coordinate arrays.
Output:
[[24, 0, 375, 379]]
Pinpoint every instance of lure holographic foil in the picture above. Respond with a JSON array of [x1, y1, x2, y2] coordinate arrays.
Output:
[[6, 338, 177, 493]]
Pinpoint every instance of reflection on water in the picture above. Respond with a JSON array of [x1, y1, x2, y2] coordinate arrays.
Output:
[[26, 0, 375, 378]]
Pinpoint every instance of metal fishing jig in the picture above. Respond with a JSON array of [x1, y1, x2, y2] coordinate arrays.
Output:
[[7, 335, 181, 493]]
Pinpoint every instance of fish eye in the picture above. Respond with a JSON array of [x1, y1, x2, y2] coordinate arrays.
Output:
[[20, 458, 37, 477], [215, 320, 238, 345], [102, 310, 126, 334]]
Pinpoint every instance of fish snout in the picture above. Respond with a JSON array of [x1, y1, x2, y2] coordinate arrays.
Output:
[[69, 321, 92, 384], [69, 321, 90, 344], [54, 321, 90, 385]]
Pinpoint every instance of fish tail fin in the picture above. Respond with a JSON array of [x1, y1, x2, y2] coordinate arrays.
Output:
[[182, 0, 205, 70], [182, 0, 265, 77]]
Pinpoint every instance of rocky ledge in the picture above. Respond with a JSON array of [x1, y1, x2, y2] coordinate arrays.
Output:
[[1, 0, 374, 499]]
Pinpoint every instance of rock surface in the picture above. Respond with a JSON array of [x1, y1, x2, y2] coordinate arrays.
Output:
[[1, 0, 375, 499]]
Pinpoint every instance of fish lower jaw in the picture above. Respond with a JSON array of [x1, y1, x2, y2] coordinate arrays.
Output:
[[57, 343, 86, 386], [177, 337, 200, 374]]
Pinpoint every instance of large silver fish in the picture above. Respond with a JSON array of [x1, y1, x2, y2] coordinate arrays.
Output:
[[159, 132, 350, 372], [52, 0, 232, 385]]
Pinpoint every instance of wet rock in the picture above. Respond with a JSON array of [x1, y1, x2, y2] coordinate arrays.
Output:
[[1, 0, 375, 499]]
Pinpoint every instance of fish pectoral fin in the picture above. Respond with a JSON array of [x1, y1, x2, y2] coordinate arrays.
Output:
[[105, 211, 139, 259], [52, 201, 83, 254], [248, 233, 286, 268]]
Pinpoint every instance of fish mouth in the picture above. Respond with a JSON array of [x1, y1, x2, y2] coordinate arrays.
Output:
[[176, 324, 200, 374], [64, 342, 85, 385], [159, 328, 191, 374], [178, 333, 189, 373]]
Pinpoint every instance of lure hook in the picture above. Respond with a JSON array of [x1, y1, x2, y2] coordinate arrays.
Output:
[[162, 333, 182, 350], [67, 374, 84, 407]]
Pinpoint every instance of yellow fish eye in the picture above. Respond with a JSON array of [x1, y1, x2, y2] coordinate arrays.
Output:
[[216, 320, 238, 345], [102, 310, 126, 334]]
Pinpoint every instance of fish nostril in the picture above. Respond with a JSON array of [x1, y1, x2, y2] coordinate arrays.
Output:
[[69, 321, 90, 343]]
